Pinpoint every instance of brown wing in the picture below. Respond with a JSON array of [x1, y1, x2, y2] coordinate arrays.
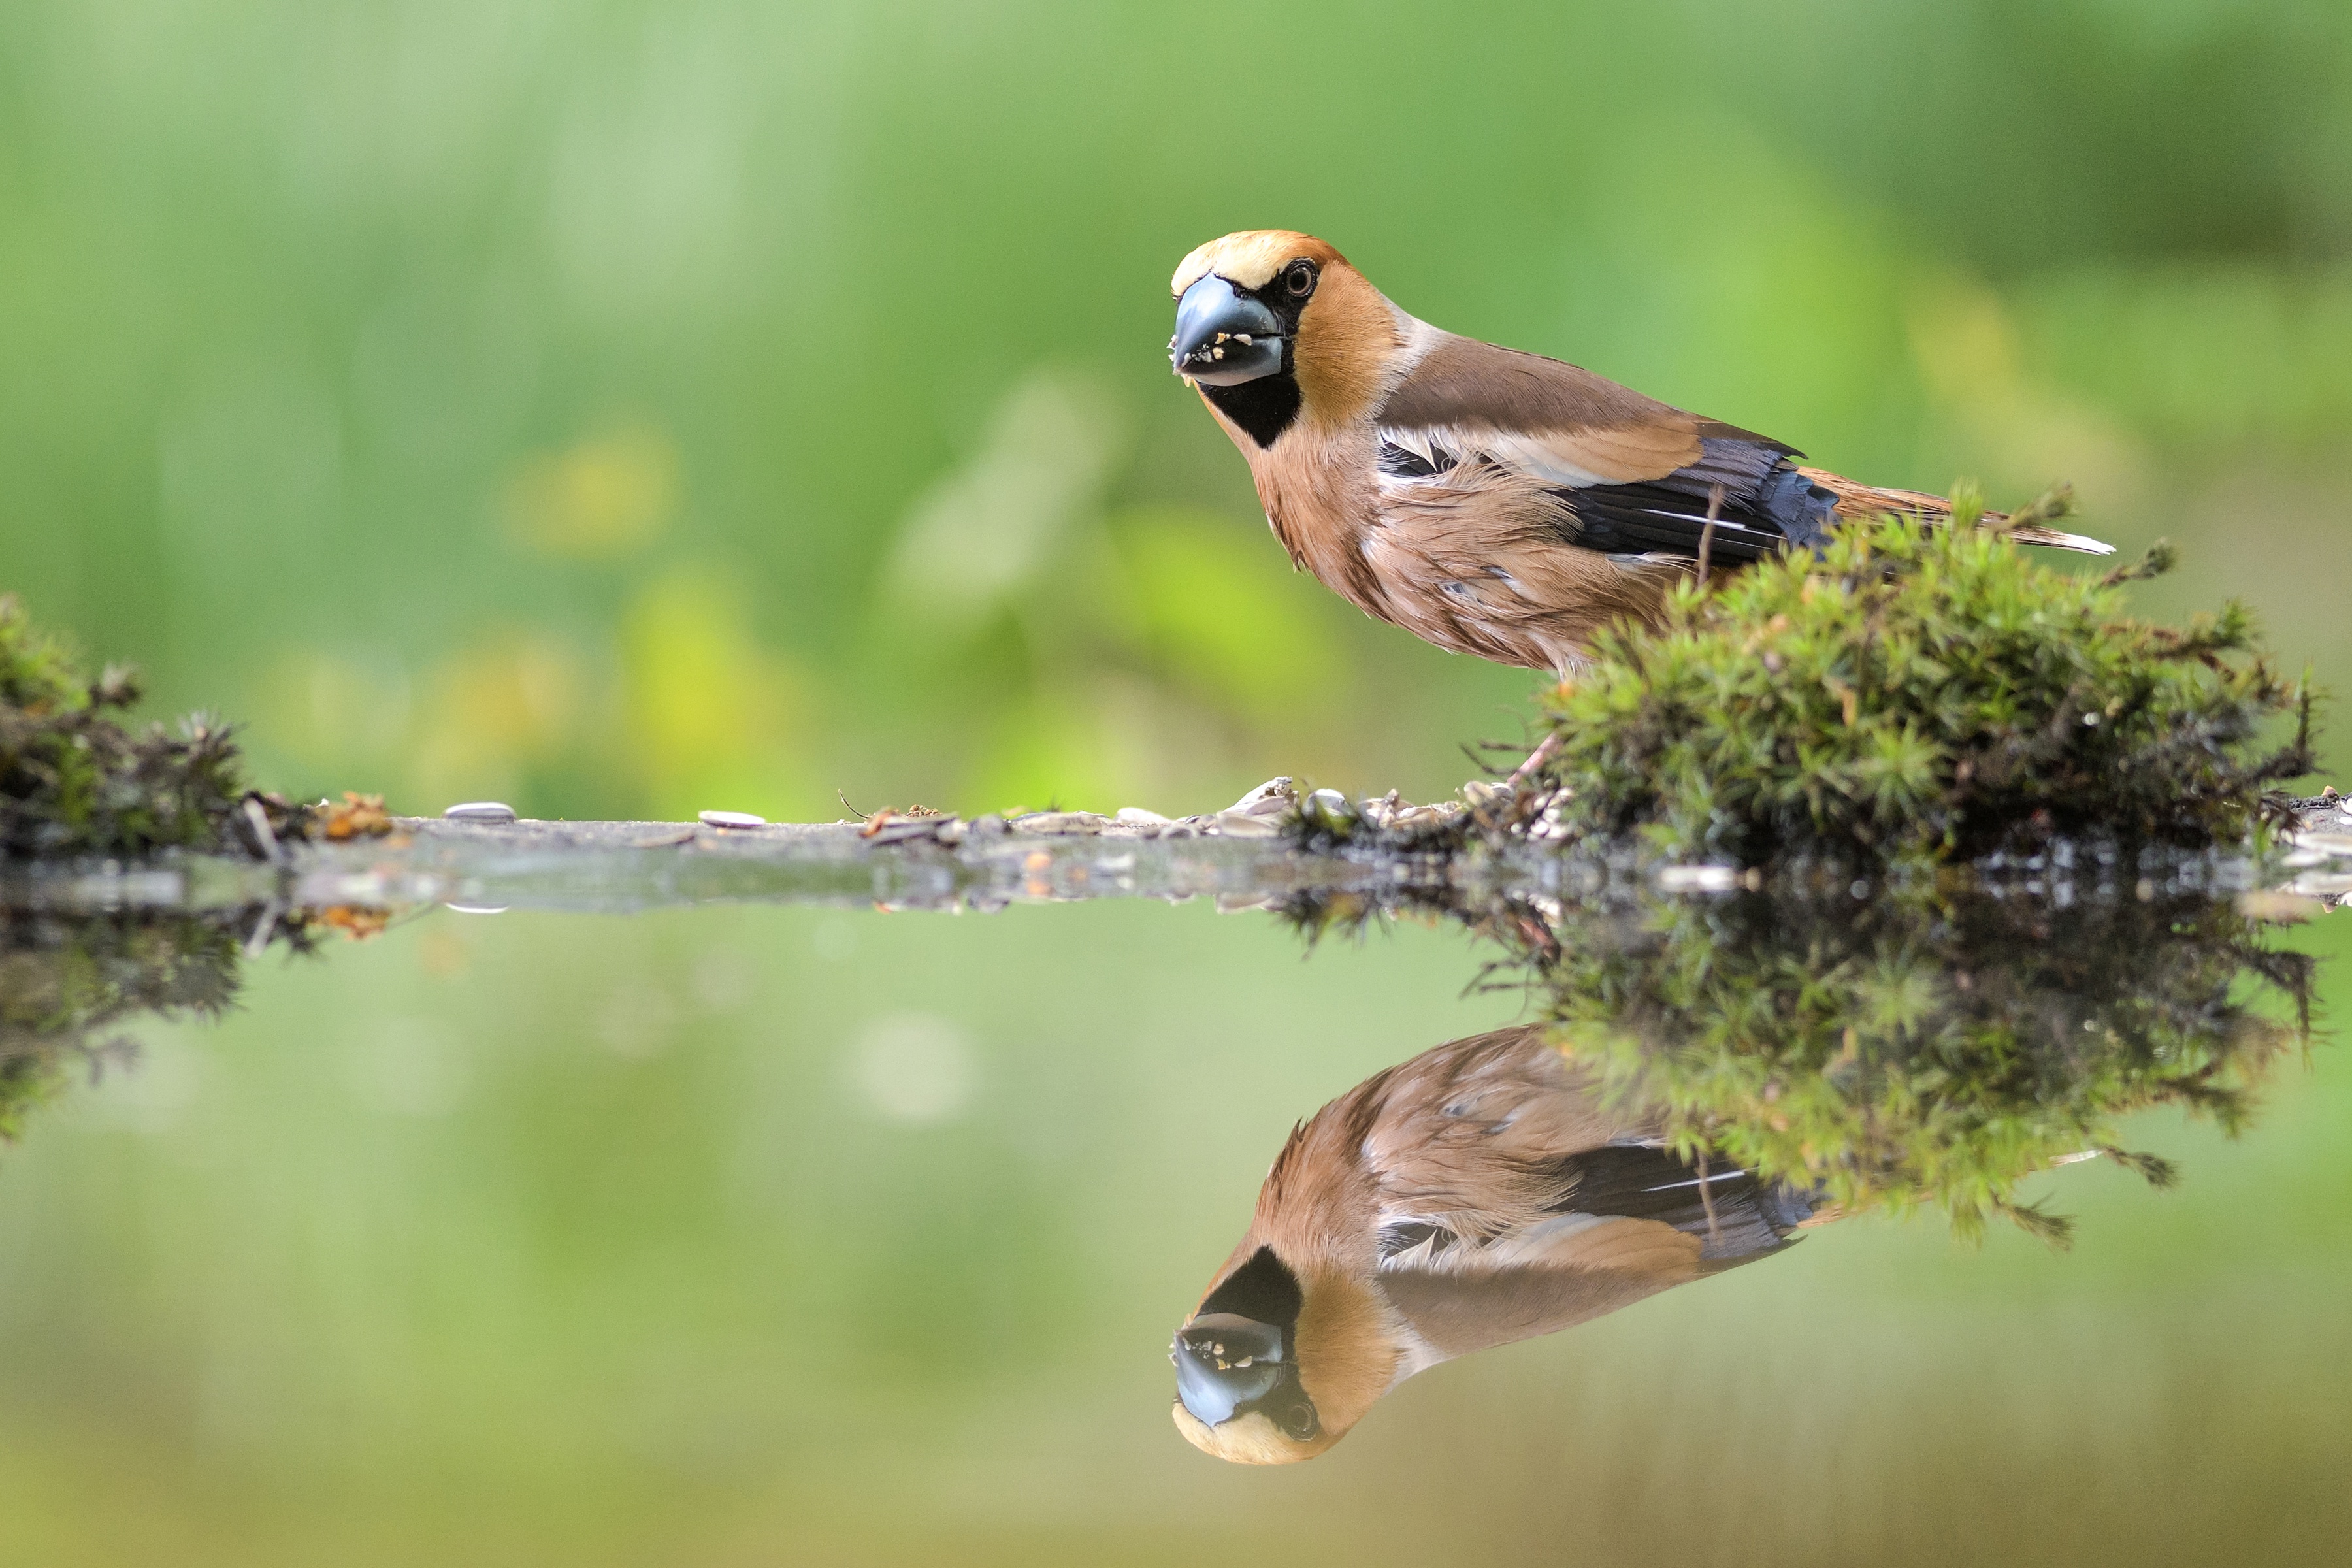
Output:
[[1356, 1028, 1821, 1362], [1377, 1222, 1706, 1360], [1375, 337, 2115, 558], [1377, 335, 1707, 485], [1373, 333, 1843, 567], [1356, 1027, 1644, 1241]]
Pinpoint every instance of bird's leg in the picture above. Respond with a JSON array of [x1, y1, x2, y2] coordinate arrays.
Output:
[[1498, 487, 1716, 789], [1505, 732, 1560, 789]]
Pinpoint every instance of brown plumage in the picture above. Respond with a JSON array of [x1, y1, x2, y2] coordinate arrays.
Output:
[[1168, 230, 2113, 674], [1169, 1026, 1832, 1465]]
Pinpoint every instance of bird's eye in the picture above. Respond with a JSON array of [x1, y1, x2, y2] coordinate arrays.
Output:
[[1284, 263, 1316, 298]]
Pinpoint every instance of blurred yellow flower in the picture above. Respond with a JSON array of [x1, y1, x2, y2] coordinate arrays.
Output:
[[411, 632, 589, 807], [504, 421, 681, 559], [1906, 274, 2149, 515], [619, 565, 813, 820], [1111, 506, 1343, 730]]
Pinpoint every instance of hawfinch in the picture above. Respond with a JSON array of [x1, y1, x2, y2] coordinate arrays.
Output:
[[1169, 230, 2112, 673], [1170, 1025, 1829, 1465]]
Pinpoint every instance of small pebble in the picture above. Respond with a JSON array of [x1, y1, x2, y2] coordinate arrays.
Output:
[[444, 801, 517, 823], [699, 810, 767, 829], [1304, 787, 1358, 825], [1224, 777, 1296, 815]]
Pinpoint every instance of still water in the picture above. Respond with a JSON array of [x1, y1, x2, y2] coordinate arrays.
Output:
[[1, 837, 2347, 1567]]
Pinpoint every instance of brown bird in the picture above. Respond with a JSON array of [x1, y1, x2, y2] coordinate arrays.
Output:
[[1169, 1025, 1832, 1465], [1169, 231, 2112, 674]]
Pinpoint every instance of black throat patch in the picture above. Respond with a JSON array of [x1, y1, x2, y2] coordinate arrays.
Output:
[[1198, 1246, 1305, 1341], [1200, 372, 1303, 448]]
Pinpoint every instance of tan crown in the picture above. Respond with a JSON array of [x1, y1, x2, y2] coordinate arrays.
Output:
[[1170, 1401, 1342, 1465], [1171, 230, 1350, 295]]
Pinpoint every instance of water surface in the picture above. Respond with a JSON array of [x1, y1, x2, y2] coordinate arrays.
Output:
[[0, 843, 2345, 1567]]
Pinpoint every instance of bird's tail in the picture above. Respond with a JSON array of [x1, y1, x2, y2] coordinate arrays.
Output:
[[1795, 466, 2116, 557]]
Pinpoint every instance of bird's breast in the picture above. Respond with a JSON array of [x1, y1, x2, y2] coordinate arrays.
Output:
[[1241, 423, 1388, 613]]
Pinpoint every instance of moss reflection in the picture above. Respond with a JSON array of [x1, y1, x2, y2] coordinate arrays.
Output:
[[1543, 879, 2312, 1242], [1299, 868, 2317, 1244], [0, 910, 296, 1141]]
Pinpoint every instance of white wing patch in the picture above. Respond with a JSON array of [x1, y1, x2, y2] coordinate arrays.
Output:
[[1375, 424, 1617, 491], [1375, 1212, 1620, 1277]]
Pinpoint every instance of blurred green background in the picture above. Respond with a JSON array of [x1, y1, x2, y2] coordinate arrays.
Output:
[[4, 0, 2349, 815], [1, 0, 2349, 1563]]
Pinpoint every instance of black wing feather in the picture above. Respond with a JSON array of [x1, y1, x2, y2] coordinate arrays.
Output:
[[1550, 435, 1838, 563], [1553, 1142, 1822, 1264]]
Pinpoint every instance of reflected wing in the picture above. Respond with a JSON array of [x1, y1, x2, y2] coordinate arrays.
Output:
[[1375, 1215, 1706, 1362], [1354, 1029, 1821, 1363], [1354, 1026, 1635, 1244], [1376, 1145, 1822, 1362], [1375, 1141, 1820, 1272]]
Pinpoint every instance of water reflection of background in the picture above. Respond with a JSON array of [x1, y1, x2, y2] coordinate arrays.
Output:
[[5, 895, 2347, 1563], [1, 1, 2349, 1561]]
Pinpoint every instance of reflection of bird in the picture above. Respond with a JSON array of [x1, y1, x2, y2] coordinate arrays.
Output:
[[1170, 1025, 1831, 1464], [1168, 231, 2112, 674]]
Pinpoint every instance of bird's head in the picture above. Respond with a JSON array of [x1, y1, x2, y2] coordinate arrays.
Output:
[[1169, 231, 1399, 446], [1169, 1242, 1398, 1465]]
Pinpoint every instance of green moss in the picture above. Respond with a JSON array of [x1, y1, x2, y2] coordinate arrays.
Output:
[[0, 593, 289, 858], [1519, 505, 2315, 866]]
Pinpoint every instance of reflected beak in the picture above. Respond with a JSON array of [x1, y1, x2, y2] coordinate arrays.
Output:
[[1169, 275, 1284, 386], [1171, 1311, 1307, 1430]]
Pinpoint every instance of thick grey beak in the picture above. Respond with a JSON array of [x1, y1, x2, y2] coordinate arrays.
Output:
[[1170, 275, 1284, 385], [1171, 1312, 1286, 1426]]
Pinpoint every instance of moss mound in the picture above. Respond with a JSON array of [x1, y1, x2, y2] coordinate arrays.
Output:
[[0, 594, 282, 858], [1522, 506, 2315, 866]]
